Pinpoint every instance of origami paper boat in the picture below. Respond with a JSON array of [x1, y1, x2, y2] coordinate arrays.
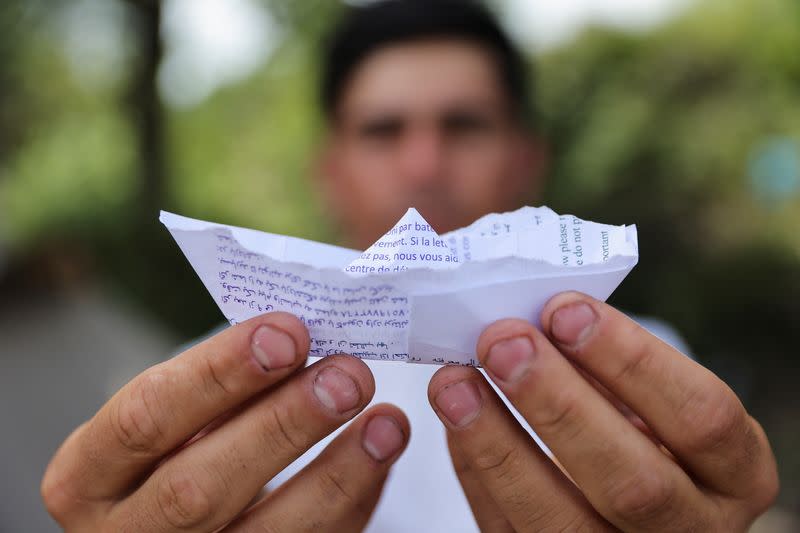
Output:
[[161, 206, 638, 365]]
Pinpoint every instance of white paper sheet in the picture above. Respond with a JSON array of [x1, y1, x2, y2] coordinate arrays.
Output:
[[160, 206, 638, 365]]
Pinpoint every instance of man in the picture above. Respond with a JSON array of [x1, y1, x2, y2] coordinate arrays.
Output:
[[42, 1, 778, 531]]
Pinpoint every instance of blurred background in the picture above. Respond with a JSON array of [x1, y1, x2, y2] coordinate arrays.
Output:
[[0, 0, 797, 530]]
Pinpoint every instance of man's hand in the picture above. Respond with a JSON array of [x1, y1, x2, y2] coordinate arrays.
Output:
[[428, 291, 778, 532], [41, 312, 409, 532]]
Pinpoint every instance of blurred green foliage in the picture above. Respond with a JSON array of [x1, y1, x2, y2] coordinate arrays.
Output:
[[539, 0, 800, 367], [0, 0, 798, 506]]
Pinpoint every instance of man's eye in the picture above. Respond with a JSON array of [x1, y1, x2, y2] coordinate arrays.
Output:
[[359, 120, 403, 140]]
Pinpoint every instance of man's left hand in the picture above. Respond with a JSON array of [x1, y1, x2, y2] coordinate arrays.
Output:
[[428, 291, 778, 532]]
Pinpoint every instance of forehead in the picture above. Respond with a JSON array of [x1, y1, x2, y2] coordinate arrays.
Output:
[[336, 39, 508, 120]]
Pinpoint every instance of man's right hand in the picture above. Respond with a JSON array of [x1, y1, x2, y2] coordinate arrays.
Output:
[[41, 312, 409, 532]]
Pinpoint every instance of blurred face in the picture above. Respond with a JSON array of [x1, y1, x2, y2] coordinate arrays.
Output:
[[320, 39, 545, 249]]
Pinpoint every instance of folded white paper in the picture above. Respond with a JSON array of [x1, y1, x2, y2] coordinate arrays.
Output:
[[160, 207, 638, 365]]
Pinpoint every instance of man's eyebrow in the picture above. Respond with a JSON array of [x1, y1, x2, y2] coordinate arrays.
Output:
[[356, 113, 406, 134], [441, 107, 493, 124]]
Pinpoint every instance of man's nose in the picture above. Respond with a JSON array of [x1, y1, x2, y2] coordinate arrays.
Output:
[[398, 128, 446, 188]]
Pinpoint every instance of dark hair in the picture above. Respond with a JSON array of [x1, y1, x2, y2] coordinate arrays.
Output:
[[320, 0, 533, 126]]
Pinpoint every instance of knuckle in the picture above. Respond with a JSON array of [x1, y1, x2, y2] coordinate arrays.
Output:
[[41, 423, 96, 523], [470, 445, 571, 531], [111, 371, 169, 455], [473, 446, 525, 495], [40, 469, 74, 522], [156, 471, 214, 529], [606, 468, 677, 524], [317, 467, 357, 508], [609, 332, 654, 386], [757, 474, 780, 514], [681, 384, 745, 454], [752, 472, 780, 516], [532, 387, 583, 439], [262, 404, 308, 459], [197, 353, 237, 399], [748, 420, 780, 513]]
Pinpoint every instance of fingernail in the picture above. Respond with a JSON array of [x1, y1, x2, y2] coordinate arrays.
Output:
[[363, 415, 405, 462], [485, 336, 535, 384], [313, 367, 360, 413], [251, 325, 296, 370], [435, 380, 482, 427], [551, 303, 597, 347]]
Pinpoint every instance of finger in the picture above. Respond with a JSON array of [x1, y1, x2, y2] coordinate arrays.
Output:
[[226, 404, 409, 532], [41, 312, 310, 517], [540, 292, 778, 501], [108, 354, 375, 533], [428, 365, 613, 532], [477, 320, 714, 531], [574, 365, 657, 442], [446, 432, 515, 533]]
